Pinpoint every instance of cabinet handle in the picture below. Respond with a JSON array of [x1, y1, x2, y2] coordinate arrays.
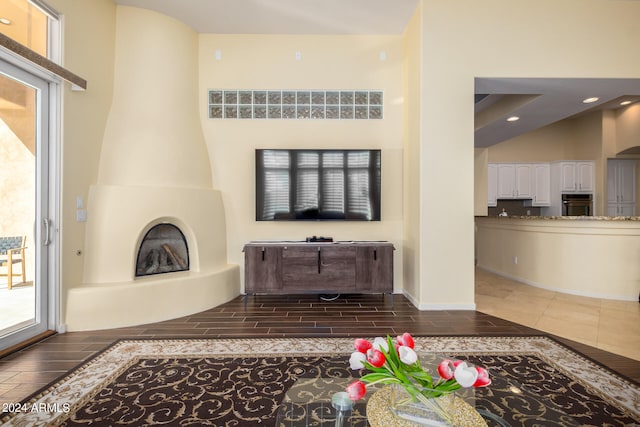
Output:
[[261, 247, 265, 261], [318, 248, 321, 274], [374, 249, 377, 261]]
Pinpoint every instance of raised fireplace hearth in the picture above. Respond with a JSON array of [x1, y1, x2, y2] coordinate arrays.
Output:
[[136, 223, 189, 277]]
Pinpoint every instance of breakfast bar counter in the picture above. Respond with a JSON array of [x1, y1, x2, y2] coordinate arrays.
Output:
[[491, 215, 640, 221], [475, 216, 640, 301]]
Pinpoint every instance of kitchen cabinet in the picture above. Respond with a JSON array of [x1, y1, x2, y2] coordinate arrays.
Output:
[[547, 161, 595, 216], [244, 241, 393, 294], [607, 159, 636, 216], [530, 163, 551, 206], [496, 163, 532, 199], [488, 163, 550, 206], [556, 161, 594, 193]]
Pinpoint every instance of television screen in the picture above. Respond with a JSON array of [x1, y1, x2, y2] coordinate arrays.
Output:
[[256, 149, 381, 221]]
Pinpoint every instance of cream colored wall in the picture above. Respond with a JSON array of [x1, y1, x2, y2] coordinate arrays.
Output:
[[616, 103, 640, 153], [98, 6, 211, 188], [47, 0, 116, 318], [198, 34, 404, 291], [477, 217, 640, 301], [419, 0, 640, 309], [487, 120, 575, 163], [402, 3, 423, 304]]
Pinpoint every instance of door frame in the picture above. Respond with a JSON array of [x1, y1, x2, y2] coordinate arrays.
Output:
[[0, 50, 62, 350]]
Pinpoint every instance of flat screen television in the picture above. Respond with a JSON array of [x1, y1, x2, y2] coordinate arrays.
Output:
[[256, 149, 381, 221]]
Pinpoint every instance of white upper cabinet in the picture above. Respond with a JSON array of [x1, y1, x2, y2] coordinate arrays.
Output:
[[557, 161, 594, 193], [531, 163, 551, 206], [515, 164, 533, 198], [495, 163, 532, 199], [488, 163, 549, 206]]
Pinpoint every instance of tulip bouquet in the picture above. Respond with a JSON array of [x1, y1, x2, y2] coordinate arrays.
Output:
[[346, 333, 491, 424]]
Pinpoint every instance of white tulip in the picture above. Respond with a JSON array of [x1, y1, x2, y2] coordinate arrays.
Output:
[[454, 362, 479, 388], [398, 346, 418, 365], [372, 337, 389, 352], [349, 351, 367, 370]]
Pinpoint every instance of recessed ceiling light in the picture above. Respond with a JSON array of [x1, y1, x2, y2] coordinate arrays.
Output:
[[506, 116, 520, 122], [620, 100, 632, 106], [0, 17, 12, 25], [582, 97, 599, 104]]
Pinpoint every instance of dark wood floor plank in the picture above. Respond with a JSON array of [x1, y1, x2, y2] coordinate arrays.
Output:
[[0, 292, 638, 407]]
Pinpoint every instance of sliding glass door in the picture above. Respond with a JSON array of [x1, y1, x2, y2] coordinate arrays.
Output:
[[0, 58, 53, 351]]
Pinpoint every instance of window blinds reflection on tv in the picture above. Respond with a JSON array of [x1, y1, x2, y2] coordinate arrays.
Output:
[[256, 149, 381, 221]]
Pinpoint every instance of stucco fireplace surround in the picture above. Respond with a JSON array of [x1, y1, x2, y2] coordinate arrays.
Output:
[[64, 6, 239, 331]]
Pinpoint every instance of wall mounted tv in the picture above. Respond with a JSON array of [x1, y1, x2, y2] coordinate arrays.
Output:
[[256, 149, 381, 221]]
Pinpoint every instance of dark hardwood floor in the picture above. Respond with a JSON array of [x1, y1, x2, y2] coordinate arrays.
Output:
[[0, 293, 638, 406]]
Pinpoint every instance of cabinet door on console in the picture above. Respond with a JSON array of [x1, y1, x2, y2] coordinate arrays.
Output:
[[282, 246, 356, 291], [356, 246, 393, 292], [244, 246, 282, 293]]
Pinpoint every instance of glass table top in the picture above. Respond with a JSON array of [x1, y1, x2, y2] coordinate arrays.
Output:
[[276, 373, 580, 427]]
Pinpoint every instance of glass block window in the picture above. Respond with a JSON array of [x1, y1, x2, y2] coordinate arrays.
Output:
[[208, 89, 383, 120]]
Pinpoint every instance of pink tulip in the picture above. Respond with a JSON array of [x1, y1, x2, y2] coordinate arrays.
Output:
[[346, 380, 367, 400], [367, 349, 386, 368], [354, 338, 373, 353], [396, 332, 415, 349], [473, 367, 491, 387], [437, 359, 454, 380]]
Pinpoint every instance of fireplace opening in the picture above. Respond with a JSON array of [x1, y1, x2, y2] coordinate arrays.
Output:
[[135, 223, 189, 277]]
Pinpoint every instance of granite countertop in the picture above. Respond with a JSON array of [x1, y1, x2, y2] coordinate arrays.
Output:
[[480, 215, 640, 221]]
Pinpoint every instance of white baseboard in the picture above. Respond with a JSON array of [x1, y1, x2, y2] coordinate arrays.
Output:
[[401, 290, 476, 311]]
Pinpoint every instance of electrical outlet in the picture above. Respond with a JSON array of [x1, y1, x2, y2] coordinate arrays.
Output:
[[513, 256, 518, 265]]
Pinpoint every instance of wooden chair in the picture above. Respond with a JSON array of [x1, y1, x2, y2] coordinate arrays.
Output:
[[0, 236, 27, 290]]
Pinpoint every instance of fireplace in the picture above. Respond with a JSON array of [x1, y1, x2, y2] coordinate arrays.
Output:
[[64, 6, 240, 332], [136, 223, 189, 277]]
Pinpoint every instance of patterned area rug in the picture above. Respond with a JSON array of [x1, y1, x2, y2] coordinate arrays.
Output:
[[1, 336, 638, 426]]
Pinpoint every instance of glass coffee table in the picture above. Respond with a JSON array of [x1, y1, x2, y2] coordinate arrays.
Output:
[[276, 374, 580, 426]]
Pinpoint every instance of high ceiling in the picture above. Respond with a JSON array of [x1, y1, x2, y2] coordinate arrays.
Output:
[[113, 0, 419, 34], [113, 0, 640, 148]]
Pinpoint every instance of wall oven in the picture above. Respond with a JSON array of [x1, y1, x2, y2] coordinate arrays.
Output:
[[562, 194, 592, 216]]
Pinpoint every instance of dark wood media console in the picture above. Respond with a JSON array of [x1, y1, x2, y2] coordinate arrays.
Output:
[[243, 241, 394, 294]]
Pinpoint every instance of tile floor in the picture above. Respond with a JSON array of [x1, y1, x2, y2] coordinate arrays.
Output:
[[475, 268, 640, 362]]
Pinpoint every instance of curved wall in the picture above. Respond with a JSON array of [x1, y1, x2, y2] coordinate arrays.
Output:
[[98, 6, 212, 188], [476, 217, 640, 301]]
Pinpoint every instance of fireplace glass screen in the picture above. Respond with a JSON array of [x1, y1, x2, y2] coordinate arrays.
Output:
[[135, 224, 189, 277]]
